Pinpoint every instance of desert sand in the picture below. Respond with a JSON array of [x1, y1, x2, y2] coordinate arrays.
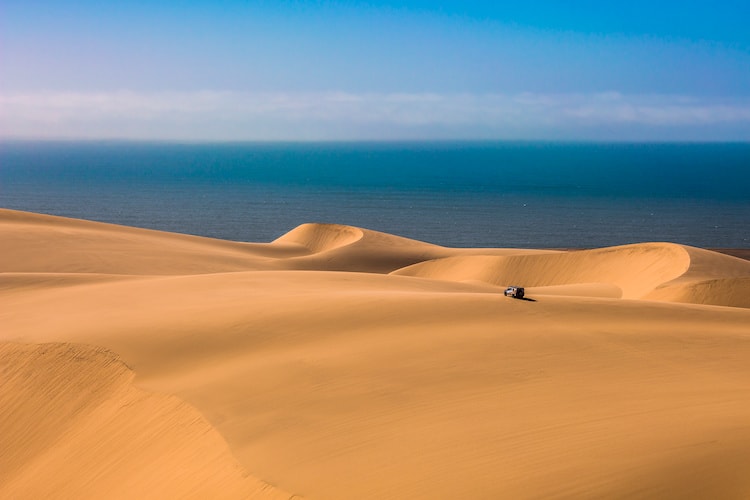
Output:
[[2, 208, 750, 499]]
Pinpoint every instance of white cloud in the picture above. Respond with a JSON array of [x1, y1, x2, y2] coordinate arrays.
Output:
[[2, 90, 749, 140]]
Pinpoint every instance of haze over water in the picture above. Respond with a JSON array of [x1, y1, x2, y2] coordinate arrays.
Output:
[[1, 141, 748, 248]]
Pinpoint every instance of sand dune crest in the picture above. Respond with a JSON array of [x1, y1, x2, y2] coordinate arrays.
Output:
[[645, 246, 750, 307], [273, 223, 364, 253], [274, 223, 455, 272]]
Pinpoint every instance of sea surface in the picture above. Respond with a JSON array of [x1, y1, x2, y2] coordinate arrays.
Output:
[[1, 141, 748, 248]]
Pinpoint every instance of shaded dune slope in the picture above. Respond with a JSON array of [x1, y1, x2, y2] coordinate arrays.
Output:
[[0, 342, 291, 500], [649, 276, 750, 309], [646, 246, 750, 308]]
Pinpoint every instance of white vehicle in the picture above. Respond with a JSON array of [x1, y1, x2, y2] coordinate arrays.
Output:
[[504, 286, 525, 299]]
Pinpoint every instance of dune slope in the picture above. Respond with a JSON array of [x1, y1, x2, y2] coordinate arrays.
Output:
[[2, 209, 750, 499], [0, 342, 290, 499]]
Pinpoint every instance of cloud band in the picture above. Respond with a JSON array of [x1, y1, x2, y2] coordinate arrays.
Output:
[[2, 91, 749, 140]]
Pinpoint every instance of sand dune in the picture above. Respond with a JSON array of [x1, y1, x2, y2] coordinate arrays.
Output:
[[0, 209, 297, 275], [393, 243, 692, 299], [0, 210, 538, 275], [274, 222, 553, 273], [2, 208, 750, 499], [0, 342, 289, 499], [273, 222, 447, 272], [394, 242, 750, 306]]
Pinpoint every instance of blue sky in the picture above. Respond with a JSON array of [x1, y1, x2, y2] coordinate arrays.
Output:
[[2, 1, 750, 140]]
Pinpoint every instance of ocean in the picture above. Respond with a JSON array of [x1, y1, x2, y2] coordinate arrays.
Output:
[[1, 141, 748, 248]]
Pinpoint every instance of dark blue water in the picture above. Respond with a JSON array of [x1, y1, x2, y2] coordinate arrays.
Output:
[[1, 141, 748, 248]]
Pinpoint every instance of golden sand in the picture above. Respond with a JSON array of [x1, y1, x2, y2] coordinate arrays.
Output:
[[2, 209, 750, 499]]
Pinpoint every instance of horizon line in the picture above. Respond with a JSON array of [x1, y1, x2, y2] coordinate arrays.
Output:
[[3, 137, 750, 145]]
